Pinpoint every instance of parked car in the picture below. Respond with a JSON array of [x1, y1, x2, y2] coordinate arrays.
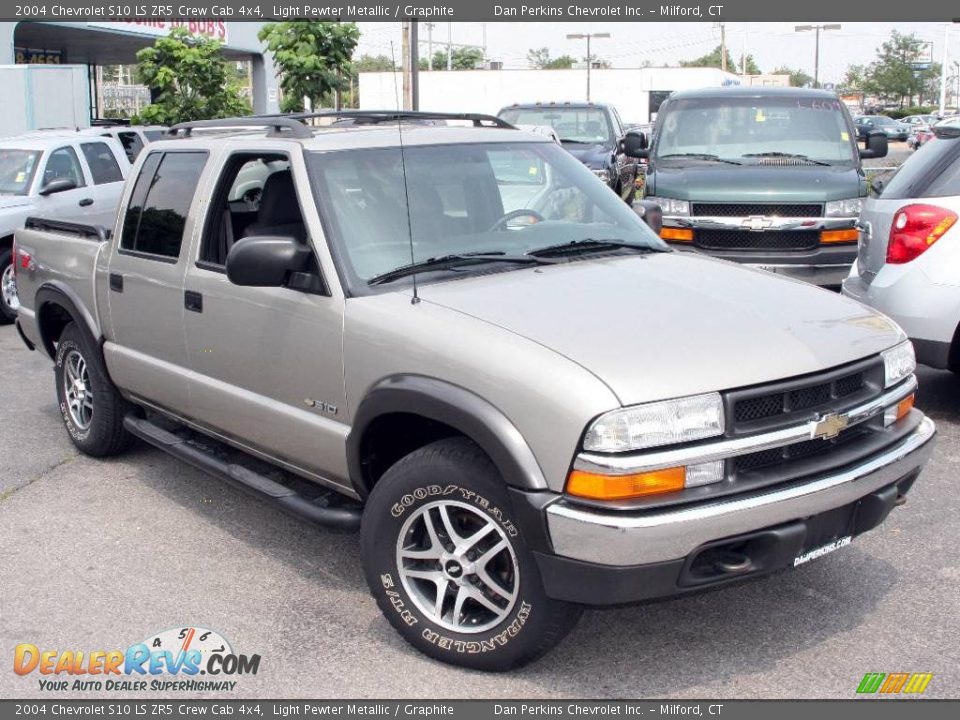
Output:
[[854, 115, 911, 142], [635, 87, 888, 287], [901, 114, 940, 130], [498, 102, 639, 203], [844, 123, 960, 370], [907, 126, 936, 150], [0, 132, 129, 322], [85, 125, 168, 163], [14, 111, 935, 671]]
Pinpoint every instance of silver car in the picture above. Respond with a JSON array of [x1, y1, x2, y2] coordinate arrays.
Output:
[[844, 125, 960, 370]]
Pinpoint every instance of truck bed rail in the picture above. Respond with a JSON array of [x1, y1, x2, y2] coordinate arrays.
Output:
[[24, 217, 111, 242]]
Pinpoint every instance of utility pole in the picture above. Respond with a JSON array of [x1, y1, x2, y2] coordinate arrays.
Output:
[[939, 23, 956, 116], [410, 20, 419, 110], [795, 24, 841, 88], [424, 21, 435, 70], [566, 32, 610, 102], [401, 21, 411, 110], [719, 23, 727, 72], [447, 22, 452, 71]]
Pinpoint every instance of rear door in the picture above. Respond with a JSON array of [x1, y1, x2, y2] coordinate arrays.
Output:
[[76, 140, 128, 226], [103, 149, 209, 414], [859, 135, 960, 281]]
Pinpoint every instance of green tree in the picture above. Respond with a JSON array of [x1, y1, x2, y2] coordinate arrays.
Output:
[[771, 65, 813, 88], [258, 21, 360, 112], [680, 45, 760, 75], [353, 54, 396, 73], [862, 31, 939, 108], [527, 47, 576, 69], [837, 63, 867, 94], [418, 46, 484, 71], [133, 28, 250, 125]]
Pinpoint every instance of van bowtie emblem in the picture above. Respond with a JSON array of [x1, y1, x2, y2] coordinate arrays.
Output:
[[812, 413, 849, 440], [742, 216, 773, 231]]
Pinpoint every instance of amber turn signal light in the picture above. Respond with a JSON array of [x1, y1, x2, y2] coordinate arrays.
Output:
[[566, 467, 686, 500], [660, 227, 694, 242], [820, 228, 860, 244], [897, 393, 915, 422]]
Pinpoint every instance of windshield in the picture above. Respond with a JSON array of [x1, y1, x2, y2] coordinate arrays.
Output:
[[499, 107, 613, 145], [655, 96, 858, 164], [0, 149, 41, 195], [307, 141, 665, 287]]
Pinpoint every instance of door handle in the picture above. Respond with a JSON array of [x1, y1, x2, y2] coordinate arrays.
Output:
[[184, 290, 203, 313], [78, 198, 94, 207], [109, 273, 123, 292]]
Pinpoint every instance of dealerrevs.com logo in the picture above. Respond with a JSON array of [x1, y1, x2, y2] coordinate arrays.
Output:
[[13, 626, 261, 693], [856, 672, 933, 695]]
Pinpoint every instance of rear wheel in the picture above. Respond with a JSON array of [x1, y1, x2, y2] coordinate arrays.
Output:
[[0, 248, 17, 325], [361, 437, 581, 671], [54, 322, 134, 457]]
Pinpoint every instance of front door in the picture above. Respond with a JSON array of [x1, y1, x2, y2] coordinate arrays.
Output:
[[103, 149, 209, 415], [33, 145, 100, 224], [181, 148, 350, 489]]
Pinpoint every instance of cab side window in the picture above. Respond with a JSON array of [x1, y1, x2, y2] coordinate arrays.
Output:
[[43, 146, 85, 189], [117, 132, 145, 162], [199, 152, 306, 268], [80, 142, 124, 185], [120, 151, 207, 260]]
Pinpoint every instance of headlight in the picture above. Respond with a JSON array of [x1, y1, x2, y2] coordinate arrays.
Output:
[[825, 198, 863, 217], [645, 196, 690, 216], [882, 341, 916, 388], [590, 168, 611, 183], [583, 392, 725, 453]]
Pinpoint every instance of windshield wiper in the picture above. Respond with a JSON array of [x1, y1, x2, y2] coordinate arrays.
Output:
[[526, 238, 665, 258], [367, 252, 552, 286], [740, 152, 830, 166], [657, 153, 742, 165], [559, 138, 593, 144]]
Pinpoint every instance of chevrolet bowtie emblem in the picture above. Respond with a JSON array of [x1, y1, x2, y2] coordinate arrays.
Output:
[[742, 216, 773, 231], [812, 413, 849, 440]]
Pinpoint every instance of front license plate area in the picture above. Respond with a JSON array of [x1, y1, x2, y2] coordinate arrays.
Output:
[[794, 502, 857, 566]]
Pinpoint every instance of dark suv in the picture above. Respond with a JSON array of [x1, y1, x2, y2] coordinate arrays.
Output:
[[498, 102, 639, 203]]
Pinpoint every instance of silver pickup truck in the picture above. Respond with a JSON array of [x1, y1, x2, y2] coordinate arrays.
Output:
[[14, 112, 936, 671]]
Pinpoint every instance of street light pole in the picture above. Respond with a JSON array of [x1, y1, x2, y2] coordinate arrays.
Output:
[[566, 32, 610, 102], [795, 24, 841, 88]]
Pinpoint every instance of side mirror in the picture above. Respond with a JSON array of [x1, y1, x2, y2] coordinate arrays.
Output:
[[226, 236, 314, 288], [860, 132, 888, 159], [633, 199, 663, 235], [623, 131, 648, 158], [38, 178, 77, 196]]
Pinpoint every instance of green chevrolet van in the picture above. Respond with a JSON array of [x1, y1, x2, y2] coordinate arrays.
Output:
[[633, 87, 888, 286]]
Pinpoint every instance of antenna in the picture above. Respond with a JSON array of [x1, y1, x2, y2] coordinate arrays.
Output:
[[390, 40, 420, 305]]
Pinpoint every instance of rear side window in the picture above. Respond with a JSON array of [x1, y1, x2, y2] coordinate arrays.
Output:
[[80, 142, 124, 184], [120, 151, 207, 260], [880, 137, 960, 200], [117, 132, 145, 162]]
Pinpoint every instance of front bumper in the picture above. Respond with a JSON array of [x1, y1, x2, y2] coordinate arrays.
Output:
[[662, 214, 858, 286], [535, 416, 935, 604]]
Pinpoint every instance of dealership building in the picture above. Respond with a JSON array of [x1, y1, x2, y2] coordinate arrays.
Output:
[[0, 20, 281, 117]]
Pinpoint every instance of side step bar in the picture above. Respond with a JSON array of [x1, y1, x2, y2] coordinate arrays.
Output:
[[123, 415, 362, 532]]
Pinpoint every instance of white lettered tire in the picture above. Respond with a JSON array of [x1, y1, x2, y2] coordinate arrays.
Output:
[[360, 437, 581, 671]]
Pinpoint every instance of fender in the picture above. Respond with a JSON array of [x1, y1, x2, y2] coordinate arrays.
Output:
[[347, 375, 549, 498], [34, 282, 102, 359]]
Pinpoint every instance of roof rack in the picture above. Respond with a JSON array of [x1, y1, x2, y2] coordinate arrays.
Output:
[[258, 110, 515, 129], [168, 116, 314, 139]]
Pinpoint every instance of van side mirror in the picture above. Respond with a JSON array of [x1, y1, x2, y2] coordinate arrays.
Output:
[[860, 132, 888, 159], [226, 236, 317, 289], [623, 131, 648, 158], [633, 199, 663, 235], [38, 178, 78, 196]]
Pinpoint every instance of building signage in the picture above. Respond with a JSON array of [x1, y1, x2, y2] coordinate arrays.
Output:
[[87, 20, 228, 43]]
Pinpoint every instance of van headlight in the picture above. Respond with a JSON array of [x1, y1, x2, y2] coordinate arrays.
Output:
[[882, 341, 916, 388], [645, 197, 690, 216], [825, 198, 863, 217], [583, 392, 725, 453]]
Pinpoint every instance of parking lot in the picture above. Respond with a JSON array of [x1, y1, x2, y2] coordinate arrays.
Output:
[[1, 319, 958, 699]]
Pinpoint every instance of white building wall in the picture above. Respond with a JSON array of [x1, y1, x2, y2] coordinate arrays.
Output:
[[359, 67, 742, 123]]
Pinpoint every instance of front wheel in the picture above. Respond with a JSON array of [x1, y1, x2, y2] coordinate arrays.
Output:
[[361, 438, 581, 671], [0, 248, 18, 324]]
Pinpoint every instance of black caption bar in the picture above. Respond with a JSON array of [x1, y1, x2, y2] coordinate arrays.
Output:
[[0, 0, 957, 22], [1, 701, 959, 720]]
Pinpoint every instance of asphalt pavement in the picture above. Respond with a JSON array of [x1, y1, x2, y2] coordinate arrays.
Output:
[[1, 319, 958, 699]]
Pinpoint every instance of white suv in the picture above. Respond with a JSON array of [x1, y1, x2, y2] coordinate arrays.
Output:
[[0, 132, 130, 322], [843, 127, 960, 370]]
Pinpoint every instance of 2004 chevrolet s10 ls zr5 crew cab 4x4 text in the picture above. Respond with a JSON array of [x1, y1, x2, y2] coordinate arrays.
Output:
[[13, 111, 935, 670]]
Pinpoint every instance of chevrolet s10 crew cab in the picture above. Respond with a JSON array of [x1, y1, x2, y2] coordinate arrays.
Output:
[[13, 111, 936, 670]]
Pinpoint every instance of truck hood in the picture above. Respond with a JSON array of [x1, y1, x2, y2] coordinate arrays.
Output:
[[0, 195, 31, 212], [649, 163, 865, 203], [417, 252, 904, 406], [562, 142, 614, 168]]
